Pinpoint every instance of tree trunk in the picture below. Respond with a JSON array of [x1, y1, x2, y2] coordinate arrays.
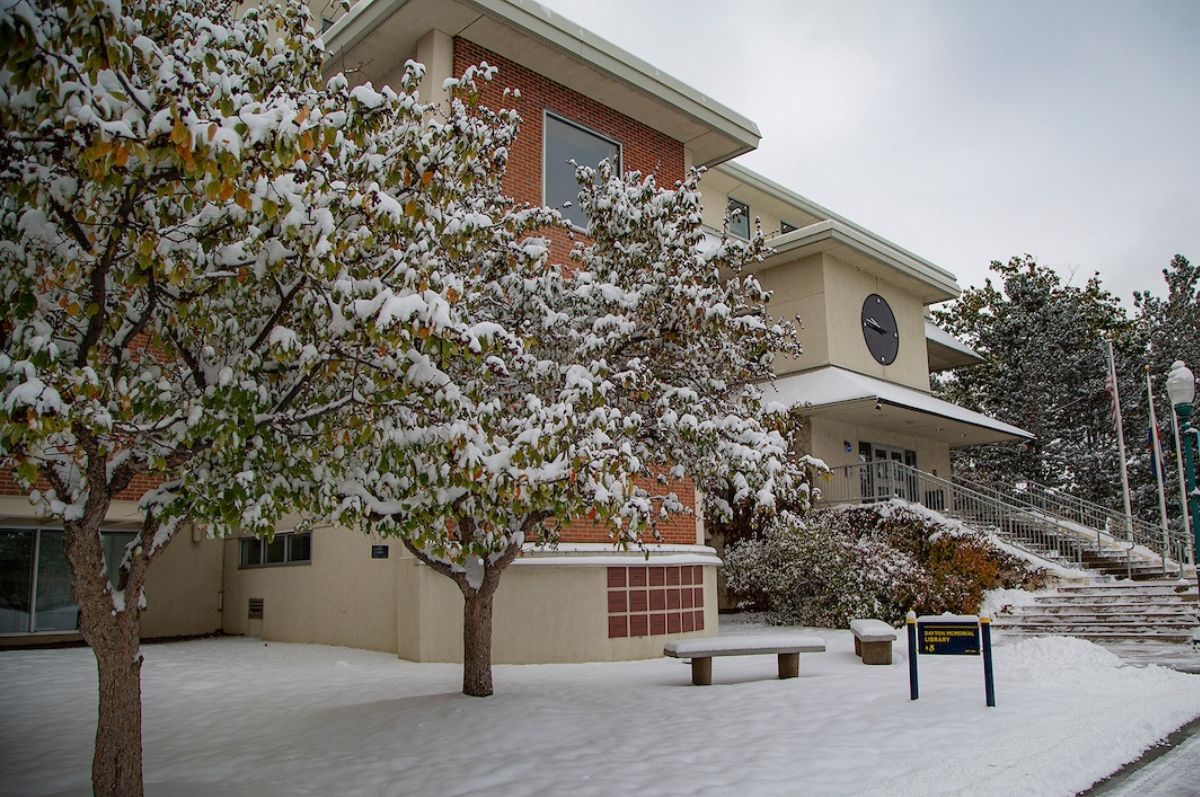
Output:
[[462, 589, 495, 697], [62, 492, 154, 797], [90, 623, 144, 797]]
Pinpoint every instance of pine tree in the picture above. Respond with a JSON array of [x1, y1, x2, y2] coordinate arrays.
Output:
[[933, 256, 1144, 512]]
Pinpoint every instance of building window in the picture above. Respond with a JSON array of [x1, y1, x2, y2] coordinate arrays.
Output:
[[727, 198, 750, 239], [780, 220, 798, 235], [0, 528, 135, 634], [238, 531, 312, 569], [543, 112, 621, 231]]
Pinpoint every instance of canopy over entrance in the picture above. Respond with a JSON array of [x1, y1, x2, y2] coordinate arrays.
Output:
[[763, 366, 1033, 447]]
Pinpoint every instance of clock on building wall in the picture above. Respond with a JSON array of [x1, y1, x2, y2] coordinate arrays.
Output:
[[861, 294, 899, 365]]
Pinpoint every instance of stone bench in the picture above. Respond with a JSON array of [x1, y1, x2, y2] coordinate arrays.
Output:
[[663, 635, 826, 686], [850, 619, 897, 665]]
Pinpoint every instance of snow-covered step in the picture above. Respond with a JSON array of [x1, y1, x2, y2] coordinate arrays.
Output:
[[1013, 608, 1196, 619], [991, 576, 1200, 648], [997, 630, 1196, 644]]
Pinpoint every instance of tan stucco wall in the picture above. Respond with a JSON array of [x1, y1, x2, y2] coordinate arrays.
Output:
[[401, 557, 718, 664], [755, 252, 931, 390], [222, 525, 398, 653], [810, 417, 952, 479], [699, 172, 822, 238], [821, 254, 930, 391], [142, 527, 223, 639], [756, 254, 826, 376]]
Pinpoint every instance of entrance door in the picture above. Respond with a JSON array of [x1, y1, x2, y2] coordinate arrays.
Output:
[[871, 445, 905, 501]]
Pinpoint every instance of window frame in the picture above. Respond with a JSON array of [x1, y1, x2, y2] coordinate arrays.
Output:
[[542, 110, 622, 232], [0, 525, 135, 635], [727, 198, 750, 240], [237, 531, 312, 569]]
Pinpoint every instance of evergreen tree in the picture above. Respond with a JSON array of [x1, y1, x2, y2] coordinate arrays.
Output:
[[1134, 254, 1200, 533], [933, 256, 1145, 513]]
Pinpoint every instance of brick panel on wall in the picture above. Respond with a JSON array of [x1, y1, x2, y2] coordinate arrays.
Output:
[[607, 565, 704, 639], [454, 38, 687, 266]]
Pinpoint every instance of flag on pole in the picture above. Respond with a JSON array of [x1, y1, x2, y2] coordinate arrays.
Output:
[[1147, 425, 1168, 480], [1105, 374, 1121, 432], [1146, 367, 1172, 572], [1104, 339, 1134, 541]]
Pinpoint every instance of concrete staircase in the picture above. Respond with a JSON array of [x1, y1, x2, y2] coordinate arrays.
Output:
[[992, 579, 1200, 644]]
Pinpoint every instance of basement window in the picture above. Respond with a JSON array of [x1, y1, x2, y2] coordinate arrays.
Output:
[[543, 112, 621, 231], [239, 532, 311, 569]]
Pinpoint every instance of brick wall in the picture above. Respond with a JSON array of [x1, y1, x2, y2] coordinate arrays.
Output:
[[0, 467, 161, 503], [454, 38, 687, 265], [456, 38, 697, 547]]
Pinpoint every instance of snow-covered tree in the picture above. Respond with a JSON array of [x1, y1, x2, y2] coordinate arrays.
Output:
[[933, 256, 1144, 511], [0, 0, 544, 793], [335, 160, 816, 697], [1134, 254, 1200, 526]]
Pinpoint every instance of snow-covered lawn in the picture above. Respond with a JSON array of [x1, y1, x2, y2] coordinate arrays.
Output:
[[3, 623, 1200, 797]]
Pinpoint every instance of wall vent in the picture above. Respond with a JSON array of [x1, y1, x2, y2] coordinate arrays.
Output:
[[248, 598, 264, 620]]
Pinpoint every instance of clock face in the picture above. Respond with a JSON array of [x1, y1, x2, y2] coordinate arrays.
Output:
[[861, 294, 899, 365]]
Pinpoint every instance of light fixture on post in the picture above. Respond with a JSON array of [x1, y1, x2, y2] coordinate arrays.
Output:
[[1166, 360, 1199, 603]]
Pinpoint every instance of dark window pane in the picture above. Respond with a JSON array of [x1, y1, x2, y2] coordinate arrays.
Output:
[[240, 539, 261, 567], [544, 114, 619, 230], [0, 530, 34, 633], [101, 532, 135, 588], [728, 199, 750, 239], [35, 531, 79, 632], [264, 536, 286, 564], [288, 533, 311, 563]]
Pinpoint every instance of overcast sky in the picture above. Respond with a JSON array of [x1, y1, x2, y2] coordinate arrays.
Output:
[[539, 0, 1200, 308]]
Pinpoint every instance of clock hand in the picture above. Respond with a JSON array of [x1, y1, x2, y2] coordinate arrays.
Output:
[[864, 317, 885, 333]]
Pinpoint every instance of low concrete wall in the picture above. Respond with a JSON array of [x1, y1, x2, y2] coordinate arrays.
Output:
[[402, 550, 720, 664]]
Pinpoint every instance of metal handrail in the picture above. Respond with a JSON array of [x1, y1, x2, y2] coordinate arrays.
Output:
[[960, 473, 1191, 567], [817, 461, 1186, 572]]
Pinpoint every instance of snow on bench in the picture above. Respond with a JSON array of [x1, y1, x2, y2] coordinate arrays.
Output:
[[663, 634, 826, 685], [849, 619, 897, 665]]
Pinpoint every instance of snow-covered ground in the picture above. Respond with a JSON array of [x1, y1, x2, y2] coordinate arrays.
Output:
[[2, 621, 1200, 797]]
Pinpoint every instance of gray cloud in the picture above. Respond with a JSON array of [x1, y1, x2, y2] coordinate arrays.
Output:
[[539, 0, 1200, 305]]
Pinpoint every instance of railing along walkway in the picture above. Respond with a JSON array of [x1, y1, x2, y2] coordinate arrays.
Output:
[[818, 461, 1187, 575], [967, 475, 1192, 568]]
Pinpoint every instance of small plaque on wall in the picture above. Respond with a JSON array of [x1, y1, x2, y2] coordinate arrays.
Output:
[[371, 545, 389, 559]]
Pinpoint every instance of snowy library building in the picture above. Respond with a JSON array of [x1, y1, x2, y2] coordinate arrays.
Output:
[[0, 0, 1029, 662]]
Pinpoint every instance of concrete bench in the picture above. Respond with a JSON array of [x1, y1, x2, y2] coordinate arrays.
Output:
[[663, 635, 826, 685], [850, 619, 897, 665]]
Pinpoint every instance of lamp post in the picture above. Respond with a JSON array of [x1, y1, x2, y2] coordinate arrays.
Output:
[[1166, 361, 1200, 604]]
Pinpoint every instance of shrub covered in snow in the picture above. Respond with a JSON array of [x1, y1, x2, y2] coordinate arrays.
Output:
[[723, 501, 1050, 627]]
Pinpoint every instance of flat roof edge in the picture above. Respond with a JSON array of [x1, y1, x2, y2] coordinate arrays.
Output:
[[719, 162, 960, 299], [324, 0, 762, 157], [769, 221, 959, 302]]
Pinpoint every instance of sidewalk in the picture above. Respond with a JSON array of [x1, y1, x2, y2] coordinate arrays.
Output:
[[1084, 715, 1200, 795]]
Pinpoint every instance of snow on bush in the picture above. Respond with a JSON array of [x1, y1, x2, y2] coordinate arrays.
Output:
[[723, 500, 1051, 627]]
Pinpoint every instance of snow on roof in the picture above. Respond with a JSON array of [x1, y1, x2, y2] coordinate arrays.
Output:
[[925, 320, 983, 361], [765, 366, 1033, 440]]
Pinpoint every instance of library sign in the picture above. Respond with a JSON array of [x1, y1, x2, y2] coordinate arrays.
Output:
[[906, 612, 996, 707]]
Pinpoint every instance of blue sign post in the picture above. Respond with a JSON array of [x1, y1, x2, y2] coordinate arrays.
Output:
[[906, 611, 996, 707]]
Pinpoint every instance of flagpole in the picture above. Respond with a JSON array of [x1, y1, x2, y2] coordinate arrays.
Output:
[[1146, 367, 1172, 573], [1169, 394, 1195, 567], [1105, 338, 1135, 544]]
